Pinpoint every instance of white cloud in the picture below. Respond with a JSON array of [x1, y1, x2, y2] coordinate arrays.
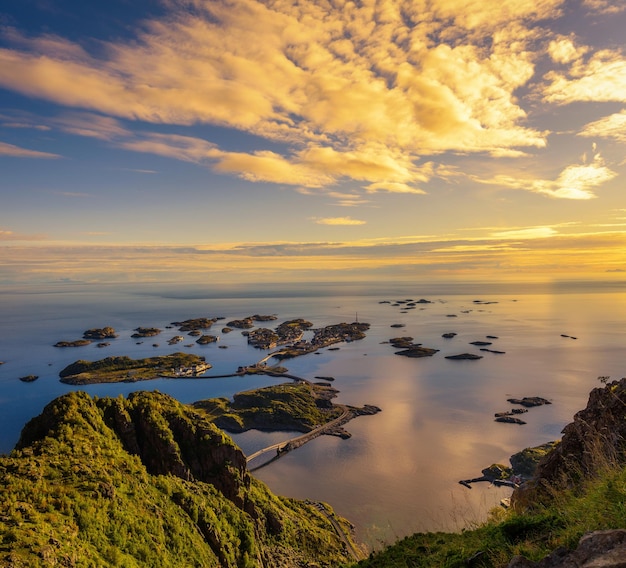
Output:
[[0, 141, 61, 159]]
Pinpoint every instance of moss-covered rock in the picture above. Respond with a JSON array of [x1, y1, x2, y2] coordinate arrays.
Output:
[[1, 391, 355, 567]]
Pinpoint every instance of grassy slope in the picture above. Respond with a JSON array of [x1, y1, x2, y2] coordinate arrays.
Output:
[[0, 391, 354, 567], [353, 454, 626, 566], [194, 382, 343, 432]]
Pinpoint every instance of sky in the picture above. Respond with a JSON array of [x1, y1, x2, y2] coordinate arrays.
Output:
[[1, 0, 625, 286]]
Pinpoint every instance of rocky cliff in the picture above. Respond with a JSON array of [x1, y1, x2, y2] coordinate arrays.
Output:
[[2, 390, 356, 567], [355, 378, 626, 568], [512, 377, 626, 510]]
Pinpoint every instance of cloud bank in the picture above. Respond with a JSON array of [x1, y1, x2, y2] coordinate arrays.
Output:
[[3, 0, 622, 197]]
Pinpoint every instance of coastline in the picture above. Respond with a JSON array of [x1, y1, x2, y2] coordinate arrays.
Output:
[[1, 284, 624, 545]]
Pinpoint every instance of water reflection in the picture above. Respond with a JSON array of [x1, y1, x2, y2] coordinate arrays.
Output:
[[1, 283, 625, 549]]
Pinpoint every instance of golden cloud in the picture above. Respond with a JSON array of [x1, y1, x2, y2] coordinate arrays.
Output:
[[548, 37, 588, 65], [490, 227, 557, 239], [543, 48, 626, 104], [472, 152, 616, 199], [3, 227, 624, 284], [313, 216, 367, 226], [583, 0, 626, 14], [579, 111, 626, 143], [0, 0, 563, 192], [211, 149, 334, 187], [0, 228, 48, 241]]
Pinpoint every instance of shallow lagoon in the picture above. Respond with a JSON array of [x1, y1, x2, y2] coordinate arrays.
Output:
[[1, 280, 624, 548]]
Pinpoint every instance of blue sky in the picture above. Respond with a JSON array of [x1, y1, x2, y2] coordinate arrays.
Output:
[[1, 0, 625, 285]]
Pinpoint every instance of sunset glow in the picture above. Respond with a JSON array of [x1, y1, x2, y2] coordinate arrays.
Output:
[[1, 0, 625, 284]]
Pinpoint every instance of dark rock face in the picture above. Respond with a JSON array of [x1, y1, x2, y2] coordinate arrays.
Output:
[[509, 442, 560, 479], [508, 529, 626, 567], [513, 378, 626, 509]]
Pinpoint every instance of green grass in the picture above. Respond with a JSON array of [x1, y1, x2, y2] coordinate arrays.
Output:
[[58, 353, 206, 384], [352, 463, 626, 567], [0, 391, 355, 567], [194, 382, 343, 433]]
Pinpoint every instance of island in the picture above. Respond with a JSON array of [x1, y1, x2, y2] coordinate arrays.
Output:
[[445, 353, 483, 360], [171, 318, 220, 331], [83, 327, 118, 340], [250, 314, 278, 322], [507, 396, 552, 407], [54, 339, 92, 348], [58, 353, 211, 385], [395, 346, 439, 358], [226, 318, 255, 329], [246, 318, 313, 349], [194, 382, 381, 466], [194, 382, 346, 434], [459, 441, 560, 489], [272, 321, 369, 359], [19, 374, 39, 383], [387, 336, 439, 358], [131, 327, 161, 338]]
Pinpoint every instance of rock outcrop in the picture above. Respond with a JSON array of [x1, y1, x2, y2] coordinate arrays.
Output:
[[513, 378, 626, 510], [508, 529, 626, 567]]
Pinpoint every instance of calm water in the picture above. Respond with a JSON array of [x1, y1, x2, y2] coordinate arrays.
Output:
[[0, 280, 624, 549]]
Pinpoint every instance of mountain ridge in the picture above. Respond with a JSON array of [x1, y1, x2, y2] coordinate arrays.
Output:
[[2, 390, 357, 567]]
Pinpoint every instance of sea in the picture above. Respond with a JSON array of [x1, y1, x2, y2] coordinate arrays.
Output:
[[0, 279, 624, 549]]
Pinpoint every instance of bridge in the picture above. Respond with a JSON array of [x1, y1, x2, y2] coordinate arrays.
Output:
[[246, 406, 352, 466]]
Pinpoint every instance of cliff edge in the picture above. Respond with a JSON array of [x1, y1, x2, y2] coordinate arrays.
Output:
[[1, 390, 356, 567]]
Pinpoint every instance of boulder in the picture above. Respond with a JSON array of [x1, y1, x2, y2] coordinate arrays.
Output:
[[508, 529, 626, 567]]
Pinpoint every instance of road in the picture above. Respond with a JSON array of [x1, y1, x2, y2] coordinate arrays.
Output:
[[245, 405, 352, 464]]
